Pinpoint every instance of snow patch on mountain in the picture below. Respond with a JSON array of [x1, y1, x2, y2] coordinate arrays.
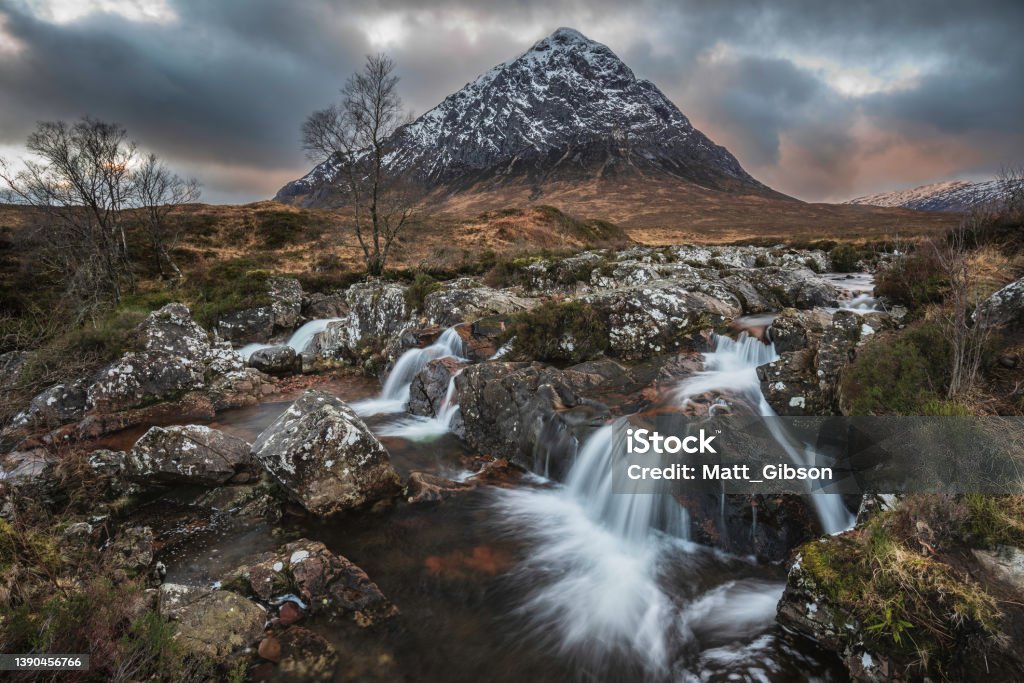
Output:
[[845, 179, 1007, 212]]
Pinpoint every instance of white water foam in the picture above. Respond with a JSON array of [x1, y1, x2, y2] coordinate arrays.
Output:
[[238, 318, 343, 361], [351, 328, 464, 416], [676, 333, 854, 534]]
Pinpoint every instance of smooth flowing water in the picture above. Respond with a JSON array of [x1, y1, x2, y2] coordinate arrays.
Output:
[[352, 328, 465, 416], [237, 318, 343, 360], [676, 334, 854, 534], [121, 325, 849, 681]]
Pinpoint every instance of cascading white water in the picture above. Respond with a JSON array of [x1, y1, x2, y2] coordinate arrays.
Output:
[[496, 425, 689, 673], [352, 328, 464, 416], [676, 333, 854, 534], [238, 318, 343, 361], [377, 373, 463, 439], [496, 334, 848, 676]]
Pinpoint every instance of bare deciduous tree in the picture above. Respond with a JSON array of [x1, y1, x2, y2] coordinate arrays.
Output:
[[302, 53, 416, 275], [134, 153, 201, 280], [1, 118, 137, 310], [931, 228, 992, 399]]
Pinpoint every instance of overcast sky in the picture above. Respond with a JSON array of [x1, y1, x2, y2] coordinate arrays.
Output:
[[1, 0, 1021, 204]]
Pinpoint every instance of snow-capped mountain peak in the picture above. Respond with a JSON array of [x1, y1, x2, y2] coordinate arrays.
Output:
[[278, 27, 767, 205]]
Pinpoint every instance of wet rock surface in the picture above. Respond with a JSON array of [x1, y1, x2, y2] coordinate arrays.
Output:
[[251, 390, 401, 516], [127, 424, 253, 486], [217, 278, 303, 343], [407, 357, 464, 417], [227, 539, 398, 626], [249, 345, 302, 376], [456, 360, 619, 477], [159, 583, 266, 663], [758, 310, 863, 415]]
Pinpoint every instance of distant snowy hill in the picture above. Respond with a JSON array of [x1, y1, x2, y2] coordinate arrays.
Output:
[[277, 27, 774, 206], [845, 179, 1008, 212]]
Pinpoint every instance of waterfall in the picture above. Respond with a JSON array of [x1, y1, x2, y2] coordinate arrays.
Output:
[[352, 328, 464, 416], [377, 373, 463, 440], [495, 421, 692, 673], [238, 318, 343, 361], [676, 333, 854, 534]]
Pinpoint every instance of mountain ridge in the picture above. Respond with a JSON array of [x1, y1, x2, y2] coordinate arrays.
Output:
[[845, 179, 1007, 212]]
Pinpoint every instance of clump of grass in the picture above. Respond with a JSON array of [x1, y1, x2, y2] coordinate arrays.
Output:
[[404, 272, 442, 312], [506, 300, 607, 363], [875, 250, 948, 308], [829, 243, 866, 272], [841, 321, 952, 415], [187, 257, 274, 328], [0, 510, 217, 682], [799, 509, 1003, 673]]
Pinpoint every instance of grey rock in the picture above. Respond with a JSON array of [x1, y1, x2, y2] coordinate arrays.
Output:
[[422, 278, 535, 327], [86, 351, 204, 414], [251, 391, 401, 516], [408, 357, 464, 418], [248, 345, 301, 376], [583, 281, 739, 360], [455, 360, 619, 478], [976, 276, 1024, 329], [127, 424, 252, 486], [216, 277, 303, 343], [318, 281, 412, 359]]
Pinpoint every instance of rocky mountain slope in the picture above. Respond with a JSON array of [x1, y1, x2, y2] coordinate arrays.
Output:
[[845, 179, 1007, 212], [277, 27, 779, 209]]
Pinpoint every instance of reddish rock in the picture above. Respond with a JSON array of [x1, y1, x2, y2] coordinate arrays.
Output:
[[258, 634, 281, 663], [278, 600, 304, 626]]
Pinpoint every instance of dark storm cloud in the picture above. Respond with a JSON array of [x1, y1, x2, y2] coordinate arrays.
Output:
[[0, 0, 1021, 202]]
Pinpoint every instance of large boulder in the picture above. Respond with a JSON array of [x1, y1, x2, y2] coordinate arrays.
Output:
[[226, 539, 397, 626], [216, 277, 303, 343], [422, 278, 536, 327], [455, 361, 619, 478], [680, 493, 820, 562], [976, 276, 1024, 329], [159, 584, 266, 663], [302, 291, 349, 319], [86, 351, 205, 414], [758, 310, 861, 415], [248, 345, 301, 376], [765, 309, 833, 354], [318, 281, 411, 359], [127, 424, 253, 486], [251, 390, 401, 516], [743, 265, 839, 310], [583, 281, 739, 360]]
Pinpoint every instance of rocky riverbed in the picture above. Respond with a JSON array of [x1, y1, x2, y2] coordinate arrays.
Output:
[[3, 243, 1023, 682]]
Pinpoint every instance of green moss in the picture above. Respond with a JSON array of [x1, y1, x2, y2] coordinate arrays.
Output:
[[507, 300, 608, 363]]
